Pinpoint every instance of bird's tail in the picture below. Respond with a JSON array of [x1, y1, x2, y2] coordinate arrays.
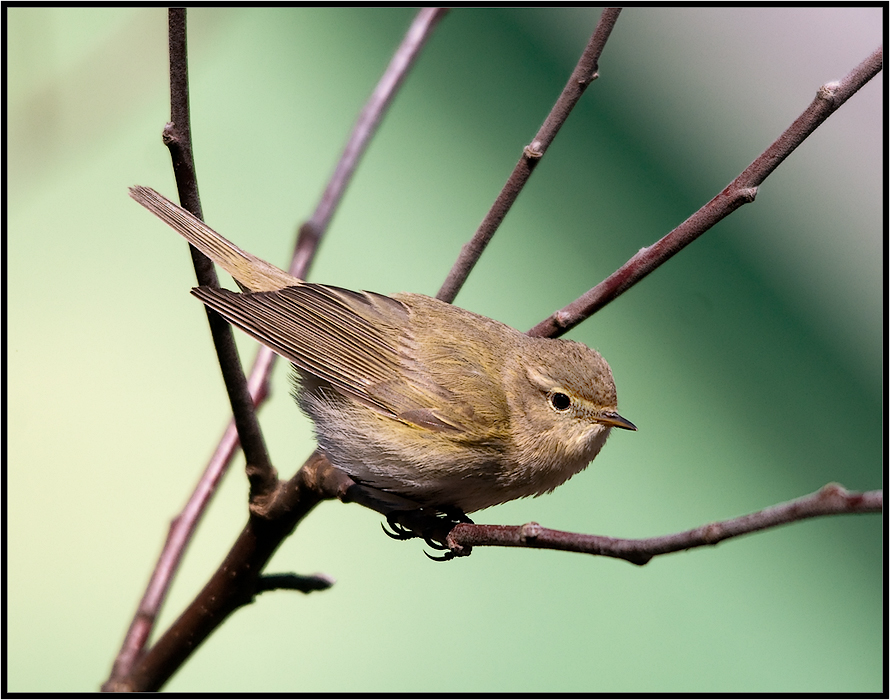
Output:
[[129, 185, 299, 292]]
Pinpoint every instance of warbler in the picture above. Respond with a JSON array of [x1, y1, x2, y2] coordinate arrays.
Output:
[[131, 186, 635, 514]]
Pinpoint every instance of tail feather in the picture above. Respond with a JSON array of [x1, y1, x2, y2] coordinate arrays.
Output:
[[129, 185, 299, 292]]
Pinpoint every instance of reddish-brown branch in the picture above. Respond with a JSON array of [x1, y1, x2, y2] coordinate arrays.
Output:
[[442, 484, 882, 564], [437, 7, 622, 304], [105, 10, 277, 689], [165, 10, 276, 488], [105, 453, 347, 692], [104, 8, 448, 691], [528, 45, 883, 338], [292, 7, 448, 279]]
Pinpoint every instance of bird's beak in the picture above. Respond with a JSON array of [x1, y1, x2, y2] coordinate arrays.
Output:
[[598, 411, 637, 431]]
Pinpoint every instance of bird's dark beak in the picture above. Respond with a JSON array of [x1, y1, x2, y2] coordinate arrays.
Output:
[[598, 411, 637, 431]]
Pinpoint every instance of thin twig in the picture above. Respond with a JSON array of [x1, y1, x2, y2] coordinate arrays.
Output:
[[528, 45, 883, 339], [165, 10, 276, 489], [437, 7, 622, 303], [100, 427, 240, 689], [291, 7, 448, 279], [104, 9, 447, 691], [104, 10, 276, 688], [441, 484, 882, 564], [163, 8, 276, 488]]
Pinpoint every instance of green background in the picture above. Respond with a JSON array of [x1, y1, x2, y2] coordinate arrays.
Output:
[[6, 7, 883, 693]]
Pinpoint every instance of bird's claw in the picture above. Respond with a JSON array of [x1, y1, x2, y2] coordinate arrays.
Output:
[[424, 548, 456, 562], [382, 516, 416, 540], [382, 507, 473, 561], [424, 541, 472, 562]]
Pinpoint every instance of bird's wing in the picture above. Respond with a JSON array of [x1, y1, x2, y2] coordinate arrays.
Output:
[[191, 283, 470, 431]]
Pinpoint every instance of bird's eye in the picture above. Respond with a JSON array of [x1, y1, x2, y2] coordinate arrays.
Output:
[[549, 391, 572, 411]]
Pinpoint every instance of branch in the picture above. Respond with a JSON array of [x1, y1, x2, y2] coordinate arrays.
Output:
[[528, 45, 883, 338], [106, 453, 349, 692], [436, 7, 622, 303], [104, 9, 447, 691], [165, 9, 277, 492], [439, 484, 882, 564], [105, 10, 276, 689], [291, 7, 448, 279]]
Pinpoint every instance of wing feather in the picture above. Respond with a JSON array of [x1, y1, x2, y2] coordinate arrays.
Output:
[[191, 283, 466, 428]]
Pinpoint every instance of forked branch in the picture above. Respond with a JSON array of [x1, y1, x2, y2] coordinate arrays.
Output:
[[104, 8, 447, 691], [528, 45, 883, 338]]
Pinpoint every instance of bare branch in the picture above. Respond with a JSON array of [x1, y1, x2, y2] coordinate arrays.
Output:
[[105, 11, 277, 688], [437, 7, 622, 303], [105, 11, 448, 690], [528, 45, 883, 338], [163, 10, 202, 226], [442, 484, 882, 564], [165, 10, 277, 492], [101, 422, 237, 689], [291, 7, 448, 279], [104, 453, 347, 693]]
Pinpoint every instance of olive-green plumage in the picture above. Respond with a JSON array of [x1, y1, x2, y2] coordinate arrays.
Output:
[[131, 186, 635, 513]]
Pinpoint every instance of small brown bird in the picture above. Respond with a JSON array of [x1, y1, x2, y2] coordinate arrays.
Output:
[[131, 186, 635, 514]]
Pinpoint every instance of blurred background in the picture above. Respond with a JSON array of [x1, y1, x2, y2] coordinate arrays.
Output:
[[6, 7, 883, 693]]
